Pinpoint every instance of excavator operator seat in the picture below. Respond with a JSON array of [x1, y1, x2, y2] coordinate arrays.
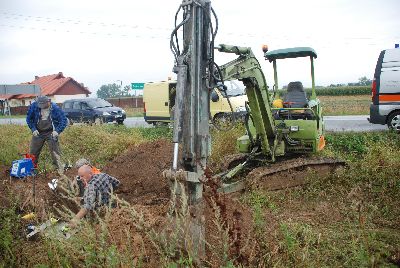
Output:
[[284, 81, 308, 108]]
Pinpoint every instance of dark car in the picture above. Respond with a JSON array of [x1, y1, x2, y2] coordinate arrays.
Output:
[[62, 98, 126, 125]]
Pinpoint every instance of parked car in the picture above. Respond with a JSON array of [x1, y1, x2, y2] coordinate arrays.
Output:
[[62, 98, 126, 125]]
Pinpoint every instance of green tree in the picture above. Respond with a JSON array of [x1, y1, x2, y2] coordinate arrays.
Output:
[[121, 85, 132, 97], [358, 76, 372, 86], [97, 83, 123, 98]]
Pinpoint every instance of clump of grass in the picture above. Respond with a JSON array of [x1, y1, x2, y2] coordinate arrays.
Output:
[[0, 125, 31, 165], [0, 124, 173, 170], [278, 222, 319, 266], [241, 190, 277, 233], [137, 126, 172, 141], [123, 107, 144, 117], [61, 125, 144, 167], [0, 201, 22, 267], [209, 124, 245, 169]]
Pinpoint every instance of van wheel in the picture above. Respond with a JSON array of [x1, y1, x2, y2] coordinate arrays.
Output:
[[387, 111, 400, 133]]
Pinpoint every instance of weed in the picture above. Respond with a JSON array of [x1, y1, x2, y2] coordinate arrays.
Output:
[[137, 126, 172, 141], [209, 124, 245, 170], [123, 107, 145, 117], [0, 202, 21, 268], [0, 125, 31, 165], [241, 190, 277, 237]]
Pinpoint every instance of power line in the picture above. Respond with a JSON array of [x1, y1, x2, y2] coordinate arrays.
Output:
[[0, 11, 172, 32], [0, 23, 171, 40], [1, 11, 398, 42]]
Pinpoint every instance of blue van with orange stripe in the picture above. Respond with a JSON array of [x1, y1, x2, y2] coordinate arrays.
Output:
[[369, 46, 400, 132]]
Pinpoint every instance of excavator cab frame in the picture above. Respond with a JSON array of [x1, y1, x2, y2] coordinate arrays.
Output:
[[264, 46, 325, 154]]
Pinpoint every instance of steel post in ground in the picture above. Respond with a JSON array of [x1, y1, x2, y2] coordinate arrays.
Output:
[[32, 174, 36, 210]]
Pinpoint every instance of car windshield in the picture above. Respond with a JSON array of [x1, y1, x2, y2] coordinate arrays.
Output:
[[220, 80, 245, 97], [86, 99, 113, 108]]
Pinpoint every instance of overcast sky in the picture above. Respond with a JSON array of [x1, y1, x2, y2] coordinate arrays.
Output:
[[0, 0, 399, 95]]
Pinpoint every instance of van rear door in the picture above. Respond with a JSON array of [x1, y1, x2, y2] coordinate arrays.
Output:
[[380, 49, 400, 99], [370, 48, 400, 125], [143, 82, 171, 123]]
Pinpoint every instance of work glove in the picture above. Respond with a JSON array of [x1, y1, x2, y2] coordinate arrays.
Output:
[[32, 130, 39, 136], [52, 131, 59, 138]]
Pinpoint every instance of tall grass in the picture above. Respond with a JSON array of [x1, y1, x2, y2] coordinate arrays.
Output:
[[0, 202, 22, 268], [0, 124, 172, 169], [2, 123, 399, 267], [209, 124, 245, 170], [241, 131, 400, 267]]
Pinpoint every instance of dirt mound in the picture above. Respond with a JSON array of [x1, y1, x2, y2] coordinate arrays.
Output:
[[102, 139, 173, 205], [0, 140, 261, 266]]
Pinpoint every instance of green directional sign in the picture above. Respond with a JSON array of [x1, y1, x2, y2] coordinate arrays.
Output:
[[131, 83, 144, 90]]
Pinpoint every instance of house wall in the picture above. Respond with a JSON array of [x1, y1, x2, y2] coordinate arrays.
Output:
[[8, 98, 36, 107], [57, 80, 89, 95], [53, 94, 87, 103], [52, 81, 89, 103]]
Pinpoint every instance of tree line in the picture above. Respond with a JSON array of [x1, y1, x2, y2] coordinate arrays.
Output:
[[328, 76, 372, 87], [97, 76, 372, 98], [97, 83, 133, 99]]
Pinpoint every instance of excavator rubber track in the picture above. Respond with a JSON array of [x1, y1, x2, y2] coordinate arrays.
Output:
[[220, 157, 346, 193]]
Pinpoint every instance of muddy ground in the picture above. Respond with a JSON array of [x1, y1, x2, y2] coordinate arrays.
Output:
[[4, 139, 394, 267], [1, 140, 261, 267]]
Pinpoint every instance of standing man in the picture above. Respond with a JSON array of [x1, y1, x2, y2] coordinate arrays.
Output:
[[26, 95, 67, 174], [69, 165, 120, 227]]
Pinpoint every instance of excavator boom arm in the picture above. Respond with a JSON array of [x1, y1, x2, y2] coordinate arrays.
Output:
[[217, 44, 276, 155]]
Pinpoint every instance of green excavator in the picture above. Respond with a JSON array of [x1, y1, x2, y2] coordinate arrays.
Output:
[[216, 44, 328, 186], [165, 0, 342, 198]]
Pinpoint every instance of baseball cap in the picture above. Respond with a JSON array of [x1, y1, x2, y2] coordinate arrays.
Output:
[[36, 96, 50, 108]]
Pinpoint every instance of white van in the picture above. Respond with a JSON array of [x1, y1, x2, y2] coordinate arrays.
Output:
[[369, 46, 400, 132], [143, 80, 247, 125]]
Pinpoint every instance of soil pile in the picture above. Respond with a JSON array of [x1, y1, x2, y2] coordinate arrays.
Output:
[[0, 139, 259, 267], [102, 139, 173, 205]]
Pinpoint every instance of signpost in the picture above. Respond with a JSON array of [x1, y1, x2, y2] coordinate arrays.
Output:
[[131, 83, 144, 90], [131, 83, 144, 104]]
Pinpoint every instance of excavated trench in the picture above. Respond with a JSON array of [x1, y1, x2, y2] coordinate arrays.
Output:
[[0, 139, 344, 266]]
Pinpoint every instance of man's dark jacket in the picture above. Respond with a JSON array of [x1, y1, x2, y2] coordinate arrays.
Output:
[[26, 102, 67, 133]]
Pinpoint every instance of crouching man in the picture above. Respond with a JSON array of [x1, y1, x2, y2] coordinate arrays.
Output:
[[69, 165, 120, 227]]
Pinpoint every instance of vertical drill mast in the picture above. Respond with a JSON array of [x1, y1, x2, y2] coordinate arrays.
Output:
[[171, 0, 213, 204]]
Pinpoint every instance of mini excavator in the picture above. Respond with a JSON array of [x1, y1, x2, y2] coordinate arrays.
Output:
[[164, 0, 336, 198], [163, 0, 345, 258]]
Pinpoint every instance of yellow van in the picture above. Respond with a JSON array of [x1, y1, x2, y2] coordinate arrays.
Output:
[[143, 80, 247, 125]]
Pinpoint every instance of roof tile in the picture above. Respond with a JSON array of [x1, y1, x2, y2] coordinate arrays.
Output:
[[12, 72, 91, 99]]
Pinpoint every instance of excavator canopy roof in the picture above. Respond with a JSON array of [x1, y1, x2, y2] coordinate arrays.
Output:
[[264, 47, 317, 62]]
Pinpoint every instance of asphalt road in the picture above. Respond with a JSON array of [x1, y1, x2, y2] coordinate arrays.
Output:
[[0, 115, 389, 132]]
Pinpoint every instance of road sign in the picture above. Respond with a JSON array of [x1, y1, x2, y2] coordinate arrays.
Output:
[[131, 83, 144, 90]]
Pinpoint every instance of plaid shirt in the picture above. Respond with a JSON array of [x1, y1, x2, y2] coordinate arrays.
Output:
[[83, 173, 120, 210]]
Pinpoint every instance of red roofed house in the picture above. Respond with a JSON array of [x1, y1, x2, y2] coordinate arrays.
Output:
[[1, 72, 91, 107]]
